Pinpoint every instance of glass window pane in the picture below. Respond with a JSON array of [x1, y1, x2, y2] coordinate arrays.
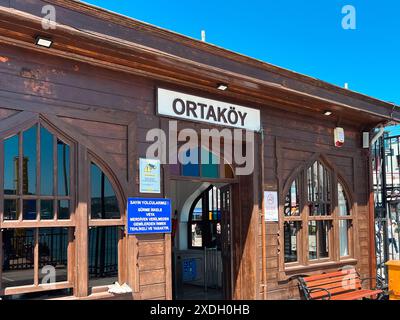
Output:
[[284, 221, 299, 263], [40, 127, 54, 196], [285, 180, 300, 216], [313, 161, 318, 201], [182, 149, 199, 177], [308, 221, 317, 260], [2, 229, 35, 288], [58, 200, 70, 220], [23, 126, 37, 195], [192, 198, 203, 221], [57, 140, 70, 197], [191, 223, 203, 248], [318, 221, 330, 258], [4, 134, 19, 195], [4, 199, 19, 221], [309, 220, 330, 260], [307, 162, 331, 216], [338, 183, 350, 216], [23, 199, 37, 220], [91, 163, 121, 219], [38, 228, 68, 284], [182, 163, 200, 177], [89, 226, 119, 287], [40, 200, 54, 220], [339, 220, 350, 257], [201, 150, 219, 178]]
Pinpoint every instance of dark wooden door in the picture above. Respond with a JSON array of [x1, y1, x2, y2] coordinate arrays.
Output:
[[220, 184, 232, 299]]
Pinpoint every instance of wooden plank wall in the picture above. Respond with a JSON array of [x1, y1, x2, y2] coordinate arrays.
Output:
[[0, 45, 170, 300], [261, 108, 371, 300], [0, 42, 372, 300]]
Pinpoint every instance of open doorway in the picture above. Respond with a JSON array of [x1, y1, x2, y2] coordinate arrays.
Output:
[[169, 180, 233, 300]]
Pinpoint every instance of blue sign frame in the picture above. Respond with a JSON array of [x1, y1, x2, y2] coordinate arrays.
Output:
[[127, 198, 171, 235]]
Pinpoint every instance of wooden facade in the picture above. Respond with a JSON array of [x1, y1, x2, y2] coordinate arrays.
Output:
[[0, 0, 399, 300]]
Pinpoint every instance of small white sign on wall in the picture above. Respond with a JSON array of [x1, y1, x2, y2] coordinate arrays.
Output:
[[264, 191, 279, 222], [139, 158, 161, 194]]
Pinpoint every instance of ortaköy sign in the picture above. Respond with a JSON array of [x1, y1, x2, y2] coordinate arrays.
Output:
[[157, 88, 261, 131]]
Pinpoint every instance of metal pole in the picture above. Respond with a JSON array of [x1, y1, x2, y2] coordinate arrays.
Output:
[[260, 128, 267, 300], [204, 247, 207, 293], [380, 134, 390, 280]]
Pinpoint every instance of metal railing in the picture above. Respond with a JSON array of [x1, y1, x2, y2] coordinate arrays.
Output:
[[204, 247, 220, 292], [2, 227, 119, 278], [2, 229, 68, 271], [372, 133, 400, 280]]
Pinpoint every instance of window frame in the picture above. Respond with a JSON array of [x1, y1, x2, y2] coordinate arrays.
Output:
[[86, 154, 126, 293], [281, 159, 355, 271], [0, 118, 76, 296], [188, 185, 222, 250], [170, 146, 236, 182], [336, 180, 354, 259]]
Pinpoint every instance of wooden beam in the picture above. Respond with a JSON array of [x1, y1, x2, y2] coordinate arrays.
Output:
[[0, 7, 397, 124], [164, 234, 172, 300], [75, 144, 88, 297]]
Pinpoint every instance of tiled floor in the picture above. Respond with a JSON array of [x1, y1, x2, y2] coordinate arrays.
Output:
[[177, 284, 223, 300]]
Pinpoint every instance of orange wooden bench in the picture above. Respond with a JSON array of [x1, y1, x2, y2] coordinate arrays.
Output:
[[296, 268, 386, 300]]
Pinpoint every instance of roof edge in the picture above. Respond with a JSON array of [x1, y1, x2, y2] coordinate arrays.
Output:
[[39, 0, 398, 111]]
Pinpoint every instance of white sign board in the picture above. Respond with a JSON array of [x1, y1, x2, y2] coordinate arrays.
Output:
[[157, 88, 261, 131], [264, 191, 279, 222], [139, 158, 161, 194]]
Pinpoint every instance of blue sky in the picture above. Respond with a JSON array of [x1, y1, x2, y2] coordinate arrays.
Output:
[[84, 1, 399, 106]]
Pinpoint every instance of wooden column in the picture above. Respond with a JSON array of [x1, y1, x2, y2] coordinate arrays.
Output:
[[127, 118, 140, 293], [127, 235, 140, 293], [75, 144, 89, 297], [164, 233, 172, 300], [231, 137, 260, 300]]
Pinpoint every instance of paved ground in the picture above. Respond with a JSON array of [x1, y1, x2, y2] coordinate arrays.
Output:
[[179, 284, 223, 300]]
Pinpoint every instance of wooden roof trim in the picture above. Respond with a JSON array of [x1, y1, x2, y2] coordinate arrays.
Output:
[[0, 6, 397, 123], [42, 0, 398, 110]]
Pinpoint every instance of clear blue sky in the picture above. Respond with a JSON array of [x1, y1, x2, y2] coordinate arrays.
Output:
[[84, 0, 399, 107]]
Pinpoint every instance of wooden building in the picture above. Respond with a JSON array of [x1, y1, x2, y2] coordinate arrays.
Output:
[[0, 0, 398, 300]]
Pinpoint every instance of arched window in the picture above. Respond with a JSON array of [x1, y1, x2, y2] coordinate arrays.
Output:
[[338, 182, 352, 257], [88, 161, 124, 288], [283, 160, 353, 266], [1, 121, 73, 292], [169, 147, 234, 179], [188, 186, 222, 249], [1, 114, 127, 298]]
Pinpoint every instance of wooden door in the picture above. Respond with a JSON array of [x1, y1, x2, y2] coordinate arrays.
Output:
[[220, 184, 232, 299]]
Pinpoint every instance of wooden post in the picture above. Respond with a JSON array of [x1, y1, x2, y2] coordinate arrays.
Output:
[[260, 129, 268, 300], [127, 235, 140, 293], [75, 145, 89, 297], [165, 233, 172, 300], [366, 148, 377, 287]]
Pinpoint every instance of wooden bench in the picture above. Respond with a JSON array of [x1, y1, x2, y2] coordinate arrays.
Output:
[[296, 268, 386, 300]]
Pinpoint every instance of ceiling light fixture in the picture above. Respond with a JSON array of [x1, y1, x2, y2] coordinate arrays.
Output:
[[35, 36, 53, 48], [217, 84, 228, 91], [323, 111, 333, 116]]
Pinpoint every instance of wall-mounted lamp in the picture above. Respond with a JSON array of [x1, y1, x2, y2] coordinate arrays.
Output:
[[35, 36, 53, 48], [217, 83, 229, 91]]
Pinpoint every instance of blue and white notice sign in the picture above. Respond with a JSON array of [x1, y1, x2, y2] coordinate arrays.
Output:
[[127, 198, 172, 234]]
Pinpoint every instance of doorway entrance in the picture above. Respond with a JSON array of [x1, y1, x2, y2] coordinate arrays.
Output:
[[164, 142, 261, 300], [170, 180, 233, 300]]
